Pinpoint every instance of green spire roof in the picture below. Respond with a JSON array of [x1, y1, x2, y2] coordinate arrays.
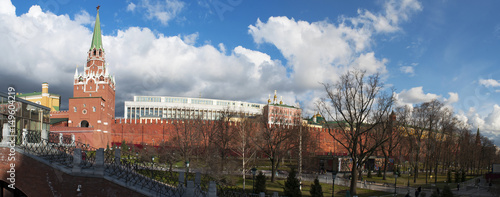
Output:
[[90, 8, 104, 51]]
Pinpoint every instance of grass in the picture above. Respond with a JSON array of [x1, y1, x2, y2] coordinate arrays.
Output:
[[235, 177, 392, 197], [363, 172, 477, 191]]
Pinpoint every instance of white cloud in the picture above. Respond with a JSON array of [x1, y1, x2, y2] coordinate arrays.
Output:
[[400, 65, 414, 75], [182, 32, 198, 45], [130, 0, 185, 25], [218, 43, 226, 54], [74, 10, 93, 25], [479, 79, 500, 87], [462, 105, 500, 141], [0, 0, 15, 16], [395, 87, 440, 106], [444, 92, 459, 105], [349, 0, 422, 33], [127, 2, 137, 12]]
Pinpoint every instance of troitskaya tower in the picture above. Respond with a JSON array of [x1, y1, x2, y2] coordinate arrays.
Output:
[[68, 6, 116, 134]]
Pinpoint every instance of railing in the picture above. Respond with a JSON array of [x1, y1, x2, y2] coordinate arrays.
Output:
[[15, 132, 217, 197]]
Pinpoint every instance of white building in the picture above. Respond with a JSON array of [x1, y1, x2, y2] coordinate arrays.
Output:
[[124, 96, 265, 120]]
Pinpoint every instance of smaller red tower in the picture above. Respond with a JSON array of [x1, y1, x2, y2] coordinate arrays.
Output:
[[68, 7, 115, 135]]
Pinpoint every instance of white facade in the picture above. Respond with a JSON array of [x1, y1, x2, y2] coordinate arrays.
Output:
[[124, 96, 265, 120]]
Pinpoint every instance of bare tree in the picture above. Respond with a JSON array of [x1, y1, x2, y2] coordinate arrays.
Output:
[[231, 115, 257, 190], [318, 70, 394, 195], [211, 109, 237, 174], [254, 115, 295, 182], [379, 110, 401, 180]]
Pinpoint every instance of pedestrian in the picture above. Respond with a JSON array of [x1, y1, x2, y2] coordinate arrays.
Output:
[[457, 183, 460, 191], [415, 189, 420, 197], [405, 192, 410, 197], [489, 182, 492, 191]]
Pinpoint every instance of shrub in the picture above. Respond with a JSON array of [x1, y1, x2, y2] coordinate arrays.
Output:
[[454, 170, 460, 183], [284, 168, 302, 197], [255, 172, 266, 194], [310, 178, 324, 197], [461, 169, 466, 182]]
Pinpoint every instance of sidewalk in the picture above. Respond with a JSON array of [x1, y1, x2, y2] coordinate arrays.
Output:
[[312, 173, 499, 197]]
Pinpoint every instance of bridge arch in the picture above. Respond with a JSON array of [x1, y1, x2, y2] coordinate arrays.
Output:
[[0, 180, 28, 197]]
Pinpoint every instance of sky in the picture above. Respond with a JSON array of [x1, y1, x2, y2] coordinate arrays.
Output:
[[1, 0, 499, 145]]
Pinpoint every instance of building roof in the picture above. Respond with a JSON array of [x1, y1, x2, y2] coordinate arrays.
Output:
[[90, 9, 103, 51], [17, 92, 60, 97], [268, 103, 300, 109], [50, 118, 68, 125], [0, 92, 51, 111]]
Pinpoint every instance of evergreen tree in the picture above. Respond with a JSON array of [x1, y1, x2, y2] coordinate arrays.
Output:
[[447, 170, 452, 183], [454, 170, 460, 183], [441, 185, 454, 197], [310, 178, 324, 197], [255, 171, 266, 194], [461, 169, 466, 182], [284, 168, 302, 197]]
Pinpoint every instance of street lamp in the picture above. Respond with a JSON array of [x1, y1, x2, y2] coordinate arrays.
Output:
[[152, 156, 155, 169], [251, 167, 257, 194], [332, 170, 338, 197], [185, 161, 190, 185], [394, 171, 399, 196], [407, 168, 411, 187]]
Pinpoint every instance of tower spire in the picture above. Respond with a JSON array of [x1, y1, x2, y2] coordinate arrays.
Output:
[[90, 6, 103, 51]]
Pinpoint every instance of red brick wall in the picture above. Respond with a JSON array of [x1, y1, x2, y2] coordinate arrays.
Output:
[[110, 119, 349, 156], [0, 147, 145, 196]]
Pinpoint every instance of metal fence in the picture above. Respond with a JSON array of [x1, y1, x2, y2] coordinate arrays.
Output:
[[17, 132, 218, 197]]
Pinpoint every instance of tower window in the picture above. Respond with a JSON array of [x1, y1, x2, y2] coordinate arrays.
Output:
[[93, 49, 96, 56], [99, 50, 102, 56], [74, 107, 77, 112], [93, 107, 96, 112]]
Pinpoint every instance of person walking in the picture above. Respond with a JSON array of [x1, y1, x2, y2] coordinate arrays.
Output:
[[457, 183, 460, 191]]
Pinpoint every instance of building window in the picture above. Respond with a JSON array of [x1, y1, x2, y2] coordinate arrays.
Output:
[[83, 104, 86, 107], [74, 107, 77, 112], [93, 106, 96, 112]]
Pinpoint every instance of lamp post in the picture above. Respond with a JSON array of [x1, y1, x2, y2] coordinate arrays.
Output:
[[152, 156, 155, 169], [394, 172, 398, 196], [332, 170, 338, 197], [408, 168, 411, 187], [185, 161, 190, 185], [251, 167, 257, 194]]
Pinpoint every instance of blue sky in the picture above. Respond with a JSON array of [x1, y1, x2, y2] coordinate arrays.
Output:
[[1, 0, 500, 144]]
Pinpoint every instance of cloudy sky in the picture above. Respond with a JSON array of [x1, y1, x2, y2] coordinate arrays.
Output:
[[1, 0, 499, 144]]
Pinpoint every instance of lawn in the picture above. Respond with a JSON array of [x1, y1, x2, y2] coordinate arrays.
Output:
[[363, 172, 477, 191], [236, 177, 392, 197]]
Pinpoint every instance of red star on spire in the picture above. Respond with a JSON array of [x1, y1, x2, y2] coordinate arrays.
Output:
[[96, 5, 100, 11]]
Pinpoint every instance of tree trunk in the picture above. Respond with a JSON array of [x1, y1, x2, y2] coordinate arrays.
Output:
[[242, 151, 246, 190], [383, 156, 388, 180], [271, 158, 276, 182], [350, 160, 358, 195]]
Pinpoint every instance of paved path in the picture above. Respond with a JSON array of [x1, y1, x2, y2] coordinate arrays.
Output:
[[309, 173, 499, 197]]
